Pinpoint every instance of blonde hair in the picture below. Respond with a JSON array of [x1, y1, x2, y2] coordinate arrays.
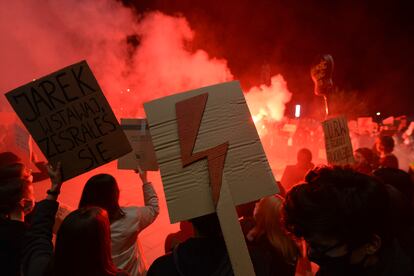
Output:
[[248, 195, 300, 264]]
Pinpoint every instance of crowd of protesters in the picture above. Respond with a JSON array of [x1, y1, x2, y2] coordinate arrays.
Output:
[[1, 132, 414, 276]]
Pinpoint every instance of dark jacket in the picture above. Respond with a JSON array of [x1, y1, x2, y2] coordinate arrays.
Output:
[[0, 217, 27, 276], [148, 237, 233, 276], [22, 199, 58, 276]]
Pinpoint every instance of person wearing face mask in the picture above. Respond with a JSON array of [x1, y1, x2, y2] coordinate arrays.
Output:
[[0, 164, 35, 276], [283, 166, 414, 276], [0, 161, 71, 276]]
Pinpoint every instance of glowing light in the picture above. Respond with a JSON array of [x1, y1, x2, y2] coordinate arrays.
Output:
[[288, 137, 293, 146], [376, 112, 381, 116], [295, 104, 301, 118], [126, 88, 130, 92]]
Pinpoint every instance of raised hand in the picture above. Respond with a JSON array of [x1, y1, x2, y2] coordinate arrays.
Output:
[[136, 166, 149, 184], [47, 162, 63, 194]]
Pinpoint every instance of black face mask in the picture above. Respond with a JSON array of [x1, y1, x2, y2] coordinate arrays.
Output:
[[308, 243, 367, 275]]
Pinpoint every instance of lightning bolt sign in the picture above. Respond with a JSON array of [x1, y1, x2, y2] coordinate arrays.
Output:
[[176, 93, 229, 206]]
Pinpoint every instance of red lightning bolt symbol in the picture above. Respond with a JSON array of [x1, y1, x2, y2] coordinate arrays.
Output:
[[176, 93, 229, 206]]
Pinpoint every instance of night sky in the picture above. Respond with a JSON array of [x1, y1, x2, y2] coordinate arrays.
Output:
[[126, 0, 414, 118]]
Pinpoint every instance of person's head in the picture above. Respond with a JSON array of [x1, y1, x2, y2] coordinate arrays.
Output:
[[284, 166, 390, 272], [297, 148, 312, 166], [353, 148, 376, 174], [189, 212, 222, 237], [78, 174, 124, 222], [376, 135, 395, 154], [50, 207, 119, 276], [0, 177, 34, 219], [249, 195, 300, 263]]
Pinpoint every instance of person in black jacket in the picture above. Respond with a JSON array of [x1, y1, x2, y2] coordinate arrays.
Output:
[[22, 162, 129, 276], [148, 213, 233, 276], [0, 158, 71, 276]]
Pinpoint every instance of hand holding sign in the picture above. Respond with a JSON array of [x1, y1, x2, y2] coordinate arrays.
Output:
[[47, 162, 62, 184], [136, 166, 149, 184], [46, 161, 63, 199]]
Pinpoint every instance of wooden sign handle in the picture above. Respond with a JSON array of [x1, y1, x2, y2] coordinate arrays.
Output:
[[217, 178, 256, 276]]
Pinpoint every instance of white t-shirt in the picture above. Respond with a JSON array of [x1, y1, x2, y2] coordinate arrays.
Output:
[[111, 182, 159, 276]]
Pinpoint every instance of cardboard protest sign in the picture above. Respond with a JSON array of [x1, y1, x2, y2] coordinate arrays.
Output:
[[144, 81, 278, 276], [322, 116, 354, 165], [5, 61, 132, 180], [117, 118, 158, 171], [144, 81, 278, 222]]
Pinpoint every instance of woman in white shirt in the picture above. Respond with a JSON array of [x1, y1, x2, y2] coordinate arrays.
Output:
[[78, 170, 159, 276]]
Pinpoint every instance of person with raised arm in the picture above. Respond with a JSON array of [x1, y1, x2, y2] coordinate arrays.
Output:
[[78, 168, 159, 276]]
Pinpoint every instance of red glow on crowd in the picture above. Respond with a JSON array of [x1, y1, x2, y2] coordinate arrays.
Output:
[[0, 0, 293, 265]]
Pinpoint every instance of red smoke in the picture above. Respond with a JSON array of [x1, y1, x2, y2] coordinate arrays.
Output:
[[0, 1, 291, 120], [246, 75, 292, 136], [0, 2, 234, 117]]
